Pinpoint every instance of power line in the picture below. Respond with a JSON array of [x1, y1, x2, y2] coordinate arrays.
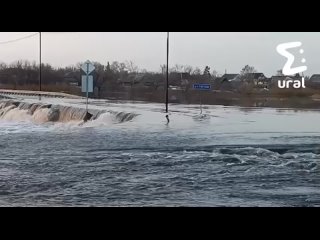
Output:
[[0, 33, 39, 45]]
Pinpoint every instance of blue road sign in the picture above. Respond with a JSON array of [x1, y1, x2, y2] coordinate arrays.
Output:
[[193, 84, 211, 90]]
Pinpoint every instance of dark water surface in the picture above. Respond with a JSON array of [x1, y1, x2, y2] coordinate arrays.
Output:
[[1, 99, 320, 206]]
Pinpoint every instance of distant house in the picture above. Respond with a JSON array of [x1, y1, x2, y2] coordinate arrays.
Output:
[[220, 74, 239, 82], [241, 73, 267, 85], [309, 74, 320, 85], [169, 72, 191, 87], [271, 76, 286, 85], [215, 73, 271, 91], [252, 73, 266, 80], [137, 73, 165, 88], [271, 74, 302, 88], [63, 72, 79, 86], [118, 73, 142, 87], [253, 73, 269, 88], [214, 74, 240, 91], [139, 75, 156, 87], [308, 74, 320, 88], [118, 73, 165, 89]]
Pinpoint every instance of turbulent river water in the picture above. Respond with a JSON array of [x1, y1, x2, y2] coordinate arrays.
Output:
[[0, 95, 319, 206]]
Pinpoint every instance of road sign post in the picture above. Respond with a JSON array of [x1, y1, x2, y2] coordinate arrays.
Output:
[[86, 64, 89, 112], [81, 60, 95, 113], [200, 92, 202, 114], [193, 83, 211, 114], [193, 84, 211, 90]]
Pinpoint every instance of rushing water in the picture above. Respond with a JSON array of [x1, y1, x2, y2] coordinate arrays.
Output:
[[0, 96, 320, 207]]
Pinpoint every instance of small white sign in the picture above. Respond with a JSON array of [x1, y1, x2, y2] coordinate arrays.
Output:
[[81, 60, 95, 75], [81, 75, 94, 93]]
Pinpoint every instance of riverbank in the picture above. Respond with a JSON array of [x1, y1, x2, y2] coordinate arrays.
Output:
[[1, 88, 320, 110]]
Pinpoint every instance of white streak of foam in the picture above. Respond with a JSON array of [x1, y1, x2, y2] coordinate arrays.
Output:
[[83, 112, 115, 128]]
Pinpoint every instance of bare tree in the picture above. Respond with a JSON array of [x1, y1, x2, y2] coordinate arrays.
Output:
[[75, 62, 83, 70], [211, 70, 219, 80], [241, 65, 256, 75], [119, 62, 127, 73], [110, 61, 120, 72], [0, 62, 7, 70], [183, 65, 193, 74], [192, 67, 201, 75], [160, 64, 166, 74], [172, 64, 183, 72], [125, 60, 139, 73], [240, 65, 257, 83]]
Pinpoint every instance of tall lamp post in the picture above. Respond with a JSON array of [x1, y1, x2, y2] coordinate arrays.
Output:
[[39, 32, 42, 101], [166, 32, 169, 113]]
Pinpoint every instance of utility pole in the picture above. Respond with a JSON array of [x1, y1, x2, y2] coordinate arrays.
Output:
[[166, 32, 169, 113], [39, 32, 42, 101]]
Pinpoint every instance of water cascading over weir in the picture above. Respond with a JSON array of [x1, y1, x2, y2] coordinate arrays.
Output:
[[0, 100, 138, 124]]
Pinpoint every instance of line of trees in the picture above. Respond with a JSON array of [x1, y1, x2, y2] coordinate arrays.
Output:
[[0, 60, 220, 97], [1, 60, 318, 104]]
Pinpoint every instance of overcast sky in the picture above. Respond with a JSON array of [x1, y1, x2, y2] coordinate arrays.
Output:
[[0, 32, 319, 77]]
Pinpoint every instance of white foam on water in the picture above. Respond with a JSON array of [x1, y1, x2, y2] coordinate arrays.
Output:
[[0, 98, 142, 134], [2, 94, 320, 140], [32, 108, 50, 123], [83, 112, 116, 128], [0, 107, 32, 122]]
